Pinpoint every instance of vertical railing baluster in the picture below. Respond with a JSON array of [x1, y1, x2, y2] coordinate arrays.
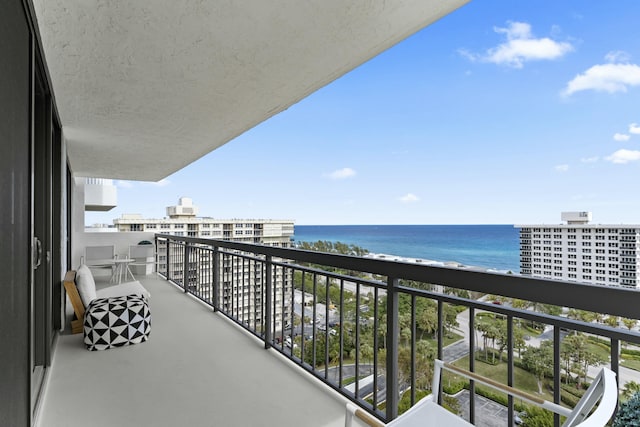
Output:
[[553, 326, 561, 427], [241, 257, 246, 326], [339, 278, 344, 387], [325, 276, 330, 381], [154, 236, 159, 275], [212, 247, 219, 312], [166, 239, 171, 281], [410, 295, 417, 406], [507, 315, 514, 427], [385, 276, 399, 422], [437, 300, 443, 406], [355, 281, 360, 398], [611, 338, 620, 379], [280, 266, 285, 350], [469, 306, 475, 425], [312, 274, 317, 370], [373, 285, 379, 413], [235, 256, 239, 321], [301, 271, 306, 365], [273, 263, 278, 346], [437, 300, 444, 360], [611, 337, 620, 412], [182, 241, 189, 293], [264, 255, 272, 349]]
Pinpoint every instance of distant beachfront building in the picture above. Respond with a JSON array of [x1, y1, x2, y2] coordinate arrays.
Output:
[[114, 197, 295, 330], [516, 212, 640, 288]]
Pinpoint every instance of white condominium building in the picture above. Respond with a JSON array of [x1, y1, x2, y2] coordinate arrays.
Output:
[[114, 197, 294, 330], [516, 212, 640, 288], [115, 197, 294, 246]]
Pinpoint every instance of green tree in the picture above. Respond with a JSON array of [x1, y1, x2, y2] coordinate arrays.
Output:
[[398, 341, 435, 391], [494, 318, 509, 362], [540, 304, 562, 317], [476, 320, 500, 363], [567, 309, 597, 324], [622, 318, 637, 331], [521, 405, 554, 427], [605, 315, 620, 328], [622, 381, 640, 400], [443, 304, 460, 335], [561, 333, 588, 385], [416, 305, 437, 340], [522, 341, 553, 394], [513, 327, 527, 359], [359, 342, 374, 365]]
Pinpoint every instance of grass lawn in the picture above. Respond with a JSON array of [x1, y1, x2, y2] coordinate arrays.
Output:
[[585, 342, 610, 362], [444, 332, 464, 347], [622, 358, 640, 371], [451, 353, 555, 402]]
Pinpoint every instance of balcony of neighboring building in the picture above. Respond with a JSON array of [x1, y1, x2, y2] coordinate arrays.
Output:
[[83, 178, 118, 212]]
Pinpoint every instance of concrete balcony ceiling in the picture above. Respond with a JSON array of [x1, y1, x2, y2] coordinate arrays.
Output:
[[33, 0, 468, 181]]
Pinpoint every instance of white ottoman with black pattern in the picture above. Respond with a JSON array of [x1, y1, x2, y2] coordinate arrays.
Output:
[[83, 294, 151, 351]]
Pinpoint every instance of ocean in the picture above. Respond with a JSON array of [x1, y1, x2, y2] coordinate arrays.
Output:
[[293, 225, 520, 273]]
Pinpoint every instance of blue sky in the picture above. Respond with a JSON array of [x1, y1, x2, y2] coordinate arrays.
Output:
[[87, 1, 640, 226]]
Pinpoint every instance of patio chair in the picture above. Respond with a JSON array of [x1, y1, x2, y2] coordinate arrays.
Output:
[[82, 245, 116, 275], [345, 359, 617, 427], [128, 243, 156, 277], [63, 266, 150, 334]]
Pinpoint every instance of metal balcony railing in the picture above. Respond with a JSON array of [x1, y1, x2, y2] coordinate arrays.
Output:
[[155, 234, 640, 426]]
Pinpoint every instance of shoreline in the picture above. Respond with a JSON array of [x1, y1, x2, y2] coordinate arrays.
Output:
[[364, 252, 516, 275]]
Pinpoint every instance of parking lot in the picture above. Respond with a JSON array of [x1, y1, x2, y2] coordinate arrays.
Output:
[[455, 389, 521, 427]]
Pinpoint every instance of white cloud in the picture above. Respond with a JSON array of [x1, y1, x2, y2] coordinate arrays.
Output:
[[605, 50, 631, 63], [605, 149, 640, 164], [555, 164, 569, 172], [630, 123, 640, 134], [461, 21, 573, 68], [614, 133, 630, 141], [580, 157, 599, 163], [326, 167, 356, 180], [562, 63, 640, 96], [399, 193, 419, 203]]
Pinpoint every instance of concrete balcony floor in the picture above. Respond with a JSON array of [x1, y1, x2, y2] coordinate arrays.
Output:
[[38, 274, 347, 427]]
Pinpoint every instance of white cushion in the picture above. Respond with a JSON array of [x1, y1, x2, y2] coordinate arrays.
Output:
[[76, 264, 97, 308], [96, 280, 151, 300]]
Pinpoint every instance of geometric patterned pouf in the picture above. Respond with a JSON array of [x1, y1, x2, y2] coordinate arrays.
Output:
[[83, 294, 151, 351]]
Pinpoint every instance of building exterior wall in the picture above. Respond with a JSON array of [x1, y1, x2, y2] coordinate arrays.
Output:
[[517, 217, 640, 288], [115, 211, 294, 331]]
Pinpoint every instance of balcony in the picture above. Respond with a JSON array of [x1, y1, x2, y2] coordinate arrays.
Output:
[[40, 235, 640, 426], [56, 235, 640, 425], [38, 274, 347, 427], [83, 178, 118, 212]]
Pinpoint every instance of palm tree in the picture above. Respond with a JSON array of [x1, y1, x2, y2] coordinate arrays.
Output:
[[623, 318, 637, 331], [622, 381, 640, 400]]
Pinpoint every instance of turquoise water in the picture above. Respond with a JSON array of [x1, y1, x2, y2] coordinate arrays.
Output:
[[293, 225, 520, 272]]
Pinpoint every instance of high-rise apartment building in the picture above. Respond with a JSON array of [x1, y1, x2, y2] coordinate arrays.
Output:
[[516, 212, 640, 288], [115, 198, 295, 329]]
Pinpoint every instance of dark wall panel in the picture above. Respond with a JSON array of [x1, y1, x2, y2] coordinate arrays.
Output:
[[0, 1, 32, 425]]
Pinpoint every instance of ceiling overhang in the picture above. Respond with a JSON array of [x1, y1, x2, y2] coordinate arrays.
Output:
[[33, 0, 470, 181]]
